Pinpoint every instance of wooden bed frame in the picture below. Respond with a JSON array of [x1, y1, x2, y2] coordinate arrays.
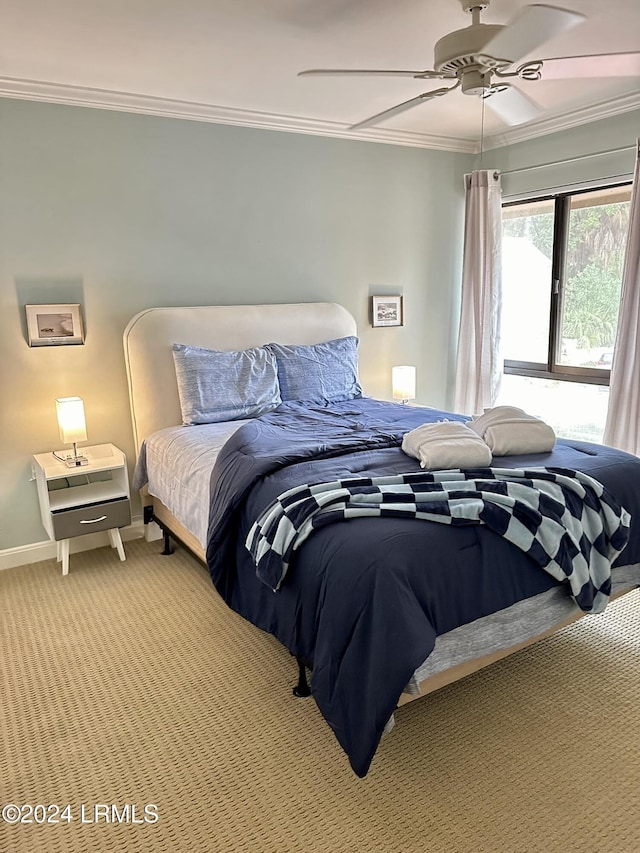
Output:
[[123, 302, 634, 705]]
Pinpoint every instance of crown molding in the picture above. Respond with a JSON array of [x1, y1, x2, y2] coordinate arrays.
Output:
[[483, 90, 640, 151], [3, 75, 638, 156], [0, 76, 476, 153]]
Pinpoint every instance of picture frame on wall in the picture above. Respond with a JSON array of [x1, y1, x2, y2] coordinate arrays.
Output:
[[371, 295, 403, 327], [25, 303, 85, 347]]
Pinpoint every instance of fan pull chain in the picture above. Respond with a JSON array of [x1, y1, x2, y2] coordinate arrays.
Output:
[[479, 95, 485, 168]]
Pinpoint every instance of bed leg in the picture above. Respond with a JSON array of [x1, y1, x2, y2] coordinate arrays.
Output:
[[161, 528, 174, 556], [293, 656, 311, 698]]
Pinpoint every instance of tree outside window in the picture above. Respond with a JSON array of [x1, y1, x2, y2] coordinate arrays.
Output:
[[498, 183, 631, 442]]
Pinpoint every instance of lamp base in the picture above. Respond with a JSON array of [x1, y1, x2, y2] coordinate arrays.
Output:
[[64, 454, 89, 467]]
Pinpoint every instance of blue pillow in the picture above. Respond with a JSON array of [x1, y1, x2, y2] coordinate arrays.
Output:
[[267, 336, 362, 404], [172, 343, 281, 425]]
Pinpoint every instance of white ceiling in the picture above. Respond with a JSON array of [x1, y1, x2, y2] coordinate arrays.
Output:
[[2, 0, 640, 152]]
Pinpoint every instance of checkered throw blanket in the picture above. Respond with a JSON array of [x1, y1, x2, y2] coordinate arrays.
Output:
[[246, 467, 631, 613]]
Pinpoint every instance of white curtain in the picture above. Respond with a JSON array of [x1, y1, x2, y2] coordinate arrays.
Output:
[[603, 140, 640, 456], [454, 169, 503, 416]]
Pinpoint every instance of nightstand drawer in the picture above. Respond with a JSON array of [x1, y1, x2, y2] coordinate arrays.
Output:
[[51, 498, 131, 540]]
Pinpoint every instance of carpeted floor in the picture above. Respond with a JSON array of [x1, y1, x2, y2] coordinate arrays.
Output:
[[1, 538, 639, 853]]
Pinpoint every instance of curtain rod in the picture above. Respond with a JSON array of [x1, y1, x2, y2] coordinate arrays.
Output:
[[499, 143, 637, 177]]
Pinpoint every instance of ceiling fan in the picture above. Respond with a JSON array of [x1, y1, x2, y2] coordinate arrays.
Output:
[[298, 1, 640, 130]]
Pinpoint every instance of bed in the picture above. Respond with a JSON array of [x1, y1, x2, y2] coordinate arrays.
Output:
[[123, 302, 640, 777]]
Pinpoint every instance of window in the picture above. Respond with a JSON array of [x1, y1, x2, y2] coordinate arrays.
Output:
[[499, 183, 631, 442]]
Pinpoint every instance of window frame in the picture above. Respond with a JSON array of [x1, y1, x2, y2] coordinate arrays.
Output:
[[502, 181, 631, 387]]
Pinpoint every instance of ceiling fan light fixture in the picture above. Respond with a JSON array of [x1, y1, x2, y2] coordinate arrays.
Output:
[[460, 69, 492, 95]]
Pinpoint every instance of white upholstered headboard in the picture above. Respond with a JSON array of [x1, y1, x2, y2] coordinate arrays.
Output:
[[123, 302, 358, 451]]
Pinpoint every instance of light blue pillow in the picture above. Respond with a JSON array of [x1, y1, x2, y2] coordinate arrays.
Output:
[[172, 343, 282, 425], [267, 336, 363, 404]]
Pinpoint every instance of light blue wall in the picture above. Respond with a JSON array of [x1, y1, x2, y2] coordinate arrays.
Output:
[[0, 98, 470, 550], [482, 109, 639, 198], [2, 97, 637, 555]]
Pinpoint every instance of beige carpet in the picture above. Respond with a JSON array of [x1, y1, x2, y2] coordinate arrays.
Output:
[[1, 539, 639, 853]]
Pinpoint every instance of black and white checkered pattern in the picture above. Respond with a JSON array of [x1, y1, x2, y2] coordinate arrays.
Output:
[[246, 467, 631, 612]]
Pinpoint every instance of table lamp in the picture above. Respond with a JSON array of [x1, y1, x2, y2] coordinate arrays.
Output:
[[392, 365, 416, 405], [56, 396, 89, 466]]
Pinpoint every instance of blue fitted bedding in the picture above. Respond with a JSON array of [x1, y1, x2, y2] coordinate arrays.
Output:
[[205, 398, 640, 776]]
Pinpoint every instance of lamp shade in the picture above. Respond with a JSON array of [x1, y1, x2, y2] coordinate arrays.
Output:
[[392, 365, 416, 402], [56, 397, 87, 444]]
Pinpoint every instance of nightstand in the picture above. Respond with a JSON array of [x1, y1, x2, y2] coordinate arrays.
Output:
[[32, 443, 131, 576]]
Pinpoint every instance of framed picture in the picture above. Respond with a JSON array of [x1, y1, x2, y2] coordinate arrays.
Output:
[[25, 303, 85, 347], [371, 295, 403, 327]]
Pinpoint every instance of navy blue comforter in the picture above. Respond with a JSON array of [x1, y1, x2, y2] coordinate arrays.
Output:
[[206, 398, 640, 776]]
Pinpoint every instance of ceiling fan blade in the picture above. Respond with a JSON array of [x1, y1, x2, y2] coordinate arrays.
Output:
[[482, 5, 585, 66], [349, 85, 457, 130], [298, 68, 444, 79], [540, 51, 640, 79], [483, 85, 544, 126]]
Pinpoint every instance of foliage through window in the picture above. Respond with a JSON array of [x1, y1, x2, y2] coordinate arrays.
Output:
[[499, 183, 631, 443], [501, 183, 631, 380]]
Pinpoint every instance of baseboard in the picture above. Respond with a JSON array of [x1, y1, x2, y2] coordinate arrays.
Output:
[[0, 517, 146, 571]]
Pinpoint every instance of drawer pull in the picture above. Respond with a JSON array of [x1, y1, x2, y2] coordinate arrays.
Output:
[[80, 515, 108, 524]]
